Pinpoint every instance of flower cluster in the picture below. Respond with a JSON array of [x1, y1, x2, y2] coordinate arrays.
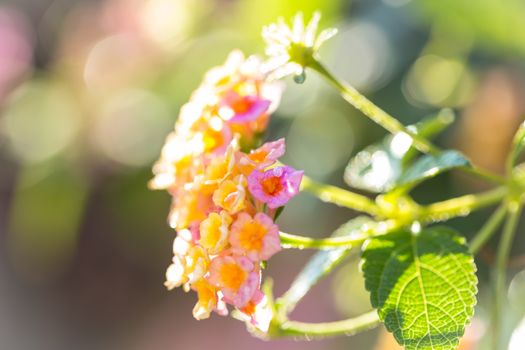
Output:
[[150, 50, 303, 330]]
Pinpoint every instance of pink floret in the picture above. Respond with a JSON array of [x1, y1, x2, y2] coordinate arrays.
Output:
[[239, 138, 286, 171], [207, 255, 260, 308], [229, 212, 281, 261], [247, 166, 303, 208], [221, 91, 271, 123]]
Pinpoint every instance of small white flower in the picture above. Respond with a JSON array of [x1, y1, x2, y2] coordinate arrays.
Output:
[[262, 12, 337, 82]]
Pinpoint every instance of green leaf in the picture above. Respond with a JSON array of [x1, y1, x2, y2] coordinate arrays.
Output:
[[277, 216, 373, 314], [344, 110, 455, 193], [361, 227, 478, 350], [508, 122, 525, 170], [344, 139, 402, 193], [396, 150, 470, 189]]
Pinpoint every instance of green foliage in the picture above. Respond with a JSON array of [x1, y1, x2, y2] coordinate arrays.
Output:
[[396, 150, 470, 189], [361, 227, 478, 350], [344, 110, 454, 193]]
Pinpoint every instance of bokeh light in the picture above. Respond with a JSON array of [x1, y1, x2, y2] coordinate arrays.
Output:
[[287, 106, 355, 179], [1, 80, 81, 163], [329, 20, 395, 92], [403, 54, 475, 107], [92, 89, 172, 167], [0, 5, 33, 102]]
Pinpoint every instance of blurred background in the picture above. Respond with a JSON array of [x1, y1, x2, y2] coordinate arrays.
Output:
[[1, 0, 525, 349]]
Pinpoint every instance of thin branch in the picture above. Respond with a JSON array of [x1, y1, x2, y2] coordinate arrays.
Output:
[[309, 59, 439, 155], [493, 201, 522, 349], [300, 175, 381, 216], [420, 186, 507, 223], [268, 311, 381, 339], [469, 203, 507, 254]]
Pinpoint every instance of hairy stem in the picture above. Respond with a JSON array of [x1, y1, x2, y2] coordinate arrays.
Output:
[[269, 311, 381, 339], [469, 204, 507, 254], [279, 228, 375, 250], [301, 175, 381, 216], [493, 201, 522, 349], [420, 186, 507, 223], [462, 167, 508, 185], [309, 59, 439, 155]]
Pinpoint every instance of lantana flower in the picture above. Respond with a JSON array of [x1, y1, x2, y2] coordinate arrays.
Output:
[[165, 229, 209, 291], [208, 255, 260, 308], [238, 290, 273, 333], [247, 166, 304, 208], [230, 212, 281, 261], [168, 183, 213, 230], [262, 12, 337, 82], [150, 49, 303, 330], [237, 138, 285, 175], [191, 279, 227, 320], [149, 50, 283, 193], [199, 211, 233, 254], [219, 91, 272, 123], [212, 174, 248, 214]]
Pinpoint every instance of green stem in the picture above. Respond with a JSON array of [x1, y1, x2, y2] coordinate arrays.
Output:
[[309, 59, 440, 155], [269, 310, 381, 339], [462, 166, 508, 186], [279, 229, 373, 250], [420, 186, 507, 223], [301, 175, 381, 216], [493, 201, 522, 349], [469, 203, 507, 254], [280, 219, 397, 249], [282, 187, 507, 250], [301, 174, 507, 224]]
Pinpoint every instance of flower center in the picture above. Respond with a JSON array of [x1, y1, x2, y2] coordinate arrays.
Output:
[[261, 176, 283, 195], [249, 150, 268, 163], [219, 263, 247, 291], [203, 127, 227, 152], [231, 96, 254, 114], [200, 215, 222, 249], [239, 221, 267, 251], [288, 42, 314, 67]]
